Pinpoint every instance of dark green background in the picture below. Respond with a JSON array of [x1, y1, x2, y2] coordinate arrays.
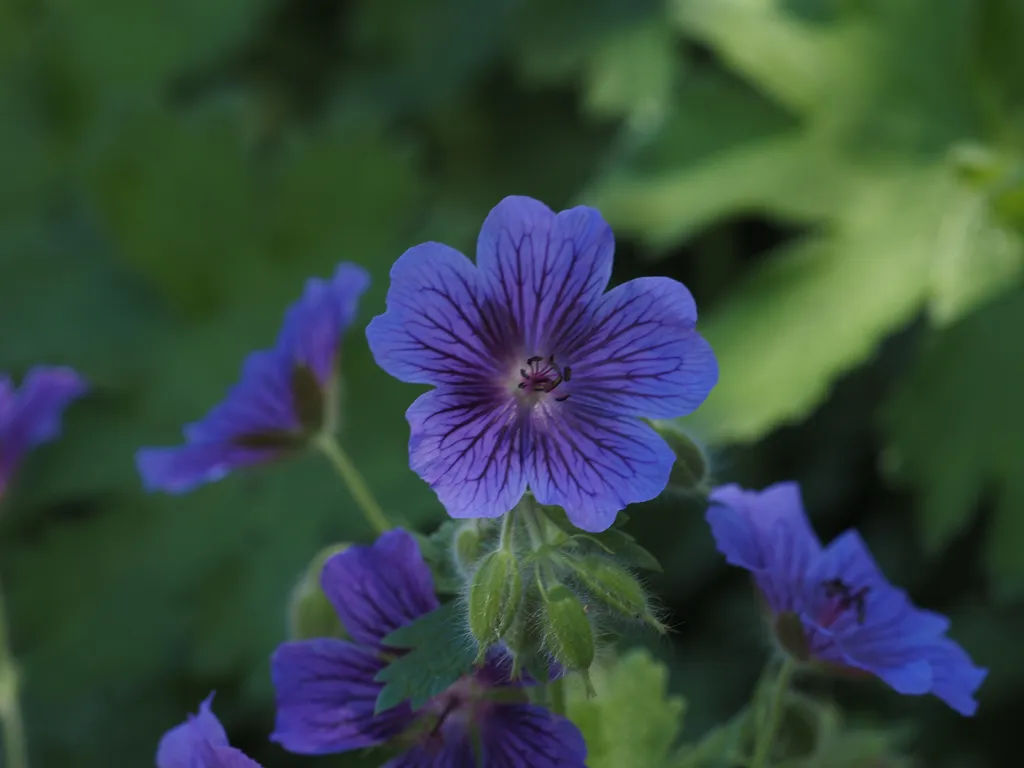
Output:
[[2, 0, 1022, 765]]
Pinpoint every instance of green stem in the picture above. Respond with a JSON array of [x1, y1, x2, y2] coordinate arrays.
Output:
[[498, 508, 516, 552], [750, 658, 797, 768], [0, 580, 28, 768], [549, 675, 567, 716], [315, 434, 392, 535]]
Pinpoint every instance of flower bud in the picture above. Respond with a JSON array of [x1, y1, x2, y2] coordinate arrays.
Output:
[[569, 555, 665, 633], [542, 584, 595, 680], [652, 420, 710, 494], [287, 543, 350, 640], [468, 549, 522, 658], [454, 523, 484, 572]]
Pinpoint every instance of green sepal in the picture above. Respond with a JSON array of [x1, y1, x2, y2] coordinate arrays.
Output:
[[467, 549, 523, 657], [541, 584, 594, 675]]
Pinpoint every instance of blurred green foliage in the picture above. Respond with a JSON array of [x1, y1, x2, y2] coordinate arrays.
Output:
[[1, 0, 1022, 765]]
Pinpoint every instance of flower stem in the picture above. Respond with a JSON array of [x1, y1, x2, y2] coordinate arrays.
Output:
[[549, 675, 567, 716], [315, 434, 392, 535], [498, 508, 516, 552], [0, 579, 28, 768], [750, 658, 797, 768]]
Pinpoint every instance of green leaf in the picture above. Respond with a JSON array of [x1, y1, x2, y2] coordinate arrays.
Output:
[[581, 20, 681, 130], [591, 0, 1024, 443], [567, 649, 685, 768], [50, 0, 267, 104], [681, 165, 1023, 443], [885, 286, 1024, 598], [374, 602, 476, 713]]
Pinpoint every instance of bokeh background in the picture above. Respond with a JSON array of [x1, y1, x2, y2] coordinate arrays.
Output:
[[2, 0, 1022, 765]]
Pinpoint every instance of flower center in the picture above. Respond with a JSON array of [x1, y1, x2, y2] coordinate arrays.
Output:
[[819, 577, 870, 626], [517, 355, 571, 402], [414, 676, 491, 751]]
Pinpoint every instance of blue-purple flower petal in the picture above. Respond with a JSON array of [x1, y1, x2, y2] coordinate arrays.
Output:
[[707, 483, 822, 614], [157, 694, 262, 768], [381, 725, 477, 768], [0, 366, 87, 492], [320, 529, 439, 648], [137, 264, 367, 494], [366, 243, 512, 387], [925, 638, 988, 716], [567, 276, 718, 419], [278, 263, 370, 384], [476, 197, 614, 354], [527, 407, 676, 532], [270, 639, 414, 754], [479, 704, 587, 767], [406, 388, 528, 520]]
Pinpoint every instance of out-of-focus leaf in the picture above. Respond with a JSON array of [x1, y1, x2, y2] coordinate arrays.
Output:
[[594, 0, 1024, 445], [584, 70, 806, 245], [687, 167, 958, 441], [885, 287, 1024, 597], [567, 648, 685, 768], [81, 103, 264, 313], [50, 0, 267, 103], [582, 20, 680, 130]]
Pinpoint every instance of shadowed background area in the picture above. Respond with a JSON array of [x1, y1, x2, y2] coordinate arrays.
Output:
[[1, 0, 1022, 765]]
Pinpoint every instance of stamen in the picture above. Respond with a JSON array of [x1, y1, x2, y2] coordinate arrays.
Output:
[[517, 354, 571, 400], [820, 578, 870, 624]]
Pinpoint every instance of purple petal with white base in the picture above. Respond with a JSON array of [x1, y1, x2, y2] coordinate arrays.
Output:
[[527, 407, 676, 533], [367, 195, 718, 530], [476, 197, 614, 353], [0, 366, 87, 495], [706, 482, 987, 715], [157, 694, 262, 768], [406, 388, 528, 520], [366, 243, 513, 386], [136, 263, 369, 494], [568, 277, 718, 419]]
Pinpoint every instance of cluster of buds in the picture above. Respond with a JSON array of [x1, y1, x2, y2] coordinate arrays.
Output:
[[456, 496, 666, 692]]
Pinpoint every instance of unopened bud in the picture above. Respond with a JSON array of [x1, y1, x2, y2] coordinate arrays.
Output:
[[454, 523, 484, 571], [652, 420, 710, 494], [288, 543, 350, 640], [468, 549, 522, 658], [542, 584, 595, 678], [571, 556, 665, 632]]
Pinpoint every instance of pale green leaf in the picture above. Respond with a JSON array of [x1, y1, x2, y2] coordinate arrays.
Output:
[[567, 648, 685, 768]]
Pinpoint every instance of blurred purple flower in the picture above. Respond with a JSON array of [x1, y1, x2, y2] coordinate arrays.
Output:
[[707, 482, 987, 716], [366, 196, 717, 532], [0, 366, 87, 499], [270, 529, 587, 767], [136, 263, 369, 494], [157, 694, 261, 768]]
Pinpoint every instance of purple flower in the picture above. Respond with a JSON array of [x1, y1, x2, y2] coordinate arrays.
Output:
[[270, 529, 588, 766], [0, 366, 87, 499], [156, 694, 261, 768], [137, 263, 370, 494], [366, 196, 717, 532], [706, 482, 987, 716]]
